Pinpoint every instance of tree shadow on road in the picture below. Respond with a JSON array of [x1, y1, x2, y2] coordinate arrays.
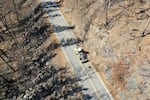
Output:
[[60, 37, 83, 47], [40, 1, 62, 8], [52, 25, 75, 33]]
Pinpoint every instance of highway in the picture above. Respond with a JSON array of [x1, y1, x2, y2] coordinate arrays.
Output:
[[40, 0, 113, 99]]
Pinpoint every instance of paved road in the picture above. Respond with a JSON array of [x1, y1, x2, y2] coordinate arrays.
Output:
[[40, 0, 113, 100]]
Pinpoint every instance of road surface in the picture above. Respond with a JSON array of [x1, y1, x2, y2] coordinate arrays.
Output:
[[40, 0, 113, 100]]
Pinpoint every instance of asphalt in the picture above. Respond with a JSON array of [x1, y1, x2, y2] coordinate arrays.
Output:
[[40, 0, 113, 99]]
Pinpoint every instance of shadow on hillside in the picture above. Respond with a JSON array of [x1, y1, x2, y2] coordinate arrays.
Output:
[[18, 2, 62, 49], [46, 42, 60, 51], [32, 53, 57, 69], [10, 1, 66, 50], [21, 25, 50, 50], [6, 0, 61, 72]]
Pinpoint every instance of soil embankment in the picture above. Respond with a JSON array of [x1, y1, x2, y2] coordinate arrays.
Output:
[[61, 0, 150, 99]]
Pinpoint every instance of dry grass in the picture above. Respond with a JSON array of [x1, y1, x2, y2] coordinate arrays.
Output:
[[61, 0, 150, 99], [111, 59, 130, 89]]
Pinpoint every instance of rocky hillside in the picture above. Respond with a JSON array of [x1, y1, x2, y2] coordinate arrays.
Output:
[[61, 0, 150, 99]]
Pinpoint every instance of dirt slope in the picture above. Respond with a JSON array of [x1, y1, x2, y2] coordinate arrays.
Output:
[[61, 0, 150, 99]]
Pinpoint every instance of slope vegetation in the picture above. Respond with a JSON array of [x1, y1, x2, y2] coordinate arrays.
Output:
[[61, 0, 150, 99], [0, 0, 84, 99]]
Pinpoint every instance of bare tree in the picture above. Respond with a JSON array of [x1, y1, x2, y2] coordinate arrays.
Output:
[[0, 6, 17, 44], [104, 0, 110, 26], [141, 17, 150, 37], [0, 49, 15, 72], [12, 0, 21, 23]]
